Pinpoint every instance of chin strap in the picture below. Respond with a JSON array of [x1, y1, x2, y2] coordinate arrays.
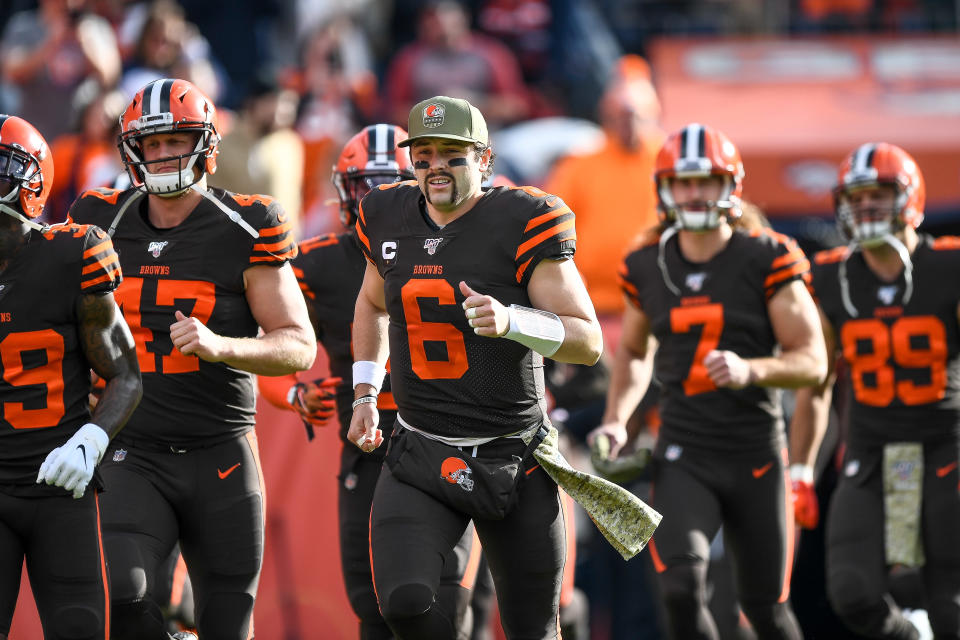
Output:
[[0, 203, 48, 232], [839, 233, 914, 318], [657, 224, 682, 296], [190, 184, 258, 238]]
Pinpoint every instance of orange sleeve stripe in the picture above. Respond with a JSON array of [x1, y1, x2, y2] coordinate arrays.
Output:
[[524, 206, 572, 233], [253, 238, 295, 252], [764, 259, 811, 290], [619, 277, 639, 298], [300, 235, 339, 253], [258, 221, 293, 237], [297, 281, 315, 299], [249, 253, 293, 263], [82, 256, 120, 275], [358, 201, 367, 226], [770, 246, 805, 269], [933, 236, 960, 250], [83, 240, 113, 259], [515, 219, 576, 260], [814, 246, 848, 264], [356, 223, 371, 254], [82, 268, 121, 289], [514, 256, 533, 283]]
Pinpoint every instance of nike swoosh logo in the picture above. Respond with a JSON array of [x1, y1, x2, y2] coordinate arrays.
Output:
[[545, 196, 560, 208], [77, 444, 88, 469], [752, 462, 774, 479], [937, 462, 957, 478], [278, 212, 288, 222], [218, 463, 241, 480]]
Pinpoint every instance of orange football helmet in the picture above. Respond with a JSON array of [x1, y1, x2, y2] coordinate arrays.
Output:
[[834, 142, 925, 247], [440, 457, 474, 491], [0, 114, 53, 226], [333, 124, 414, 227], [118, 78, 220, 196], [654, 123, 744, 230]]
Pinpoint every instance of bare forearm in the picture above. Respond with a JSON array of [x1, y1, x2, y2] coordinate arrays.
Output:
[[789, 380, 834, 467], [550, 316, 603, 365], [602, 343, 653, 425], [219, 327, 316, 375], [93, 372, 142, 439], [747, 348, 826, 389]]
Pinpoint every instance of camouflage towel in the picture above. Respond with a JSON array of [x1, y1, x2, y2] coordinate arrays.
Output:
[[883, 442, 925, 567], [528, 426, 661, 560]]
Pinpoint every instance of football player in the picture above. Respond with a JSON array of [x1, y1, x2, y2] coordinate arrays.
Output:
[[349, 96, 602, 638], [791, 143, 960, 638], [68, 78, 316, 640], [258, 124, 480, 638], [0, 115, 141, 640], [589, 123, 827, 639]]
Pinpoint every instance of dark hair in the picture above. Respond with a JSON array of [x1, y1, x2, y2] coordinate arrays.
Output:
[[473, 142, 494, 180]]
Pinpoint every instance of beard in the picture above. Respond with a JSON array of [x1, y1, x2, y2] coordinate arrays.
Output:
[[423, 171, 462, 209]]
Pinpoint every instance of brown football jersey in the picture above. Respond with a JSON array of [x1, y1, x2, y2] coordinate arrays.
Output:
[[811, 234, 960, 447], [70, 187, 295, 447], [0, 224, 121, 491], [356, 183, 576, 440], [621, 227, 811, 451]]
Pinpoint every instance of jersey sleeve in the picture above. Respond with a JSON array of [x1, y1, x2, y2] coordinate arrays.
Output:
[[757, 229, 811, 300], [79, 225, 122, 293], [513, 188, 577, 285], [293, 234, 339, 301], [67, 187, 124, 228], [618, 257, 642, 310], [250, 197, 297, 265]]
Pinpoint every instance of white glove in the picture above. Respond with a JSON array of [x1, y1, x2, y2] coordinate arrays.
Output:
[[36, 423, 110, 499]]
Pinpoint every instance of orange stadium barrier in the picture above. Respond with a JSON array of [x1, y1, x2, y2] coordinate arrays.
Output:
[[651, 35, 960, 217]]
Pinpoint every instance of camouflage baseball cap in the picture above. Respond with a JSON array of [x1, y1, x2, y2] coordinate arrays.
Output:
[[398, 96, 488, 148]]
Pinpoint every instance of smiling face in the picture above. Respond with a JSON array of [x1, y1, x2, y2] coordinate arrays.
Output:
[[409, 137, 489, 214]]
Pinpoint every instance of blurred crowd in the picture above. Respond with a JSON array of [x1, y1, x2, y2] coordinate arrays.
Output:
[[1, 1, 955, 639], [1, 0, 954, 238]]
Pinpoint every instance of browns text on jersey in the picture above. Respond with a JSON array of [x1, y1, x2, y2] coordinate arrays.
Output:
[[69, 187, 295, 446], [811, 234, 960, 447], [621, 227, 810, 450], [0, 224, 121, 490], [356, 183, 575, 439]]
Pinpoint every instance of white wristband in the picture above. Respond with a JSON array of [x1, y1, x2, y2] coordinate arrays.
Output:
[[504, 304, 565, 357], [351, 395, 378, 410], [790, 463, 814, 484], [352, 360, 386, 393]]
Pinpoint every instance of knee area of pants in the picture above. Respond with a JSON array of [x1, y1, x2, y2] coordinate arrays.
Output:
[[379, 583, 435, 622], [197, 592, 254, 640], [828, 568, 874, 613], [51, 605, 101, 639], [104, 538, 149, 600], [659, 563, 707, 603], [347, 588, 384, 623]]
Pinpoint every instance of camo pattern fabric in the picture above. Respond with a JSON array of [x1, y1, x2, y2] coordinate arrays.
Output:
[[883, 442, 925, 567], [529, 426, 661, 560]]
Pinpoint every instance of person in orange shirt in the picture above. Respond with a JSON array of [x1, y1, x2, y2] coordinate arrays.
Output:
[[544, 55, 664, 343]]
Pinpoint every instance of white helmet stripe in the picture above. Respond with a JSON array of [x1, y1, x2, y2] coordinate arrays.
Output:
[[683, 123, 703, 161], [146, 79, 173, 116], [372, 123, 389, 167], [852, 143, 876, 174]]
